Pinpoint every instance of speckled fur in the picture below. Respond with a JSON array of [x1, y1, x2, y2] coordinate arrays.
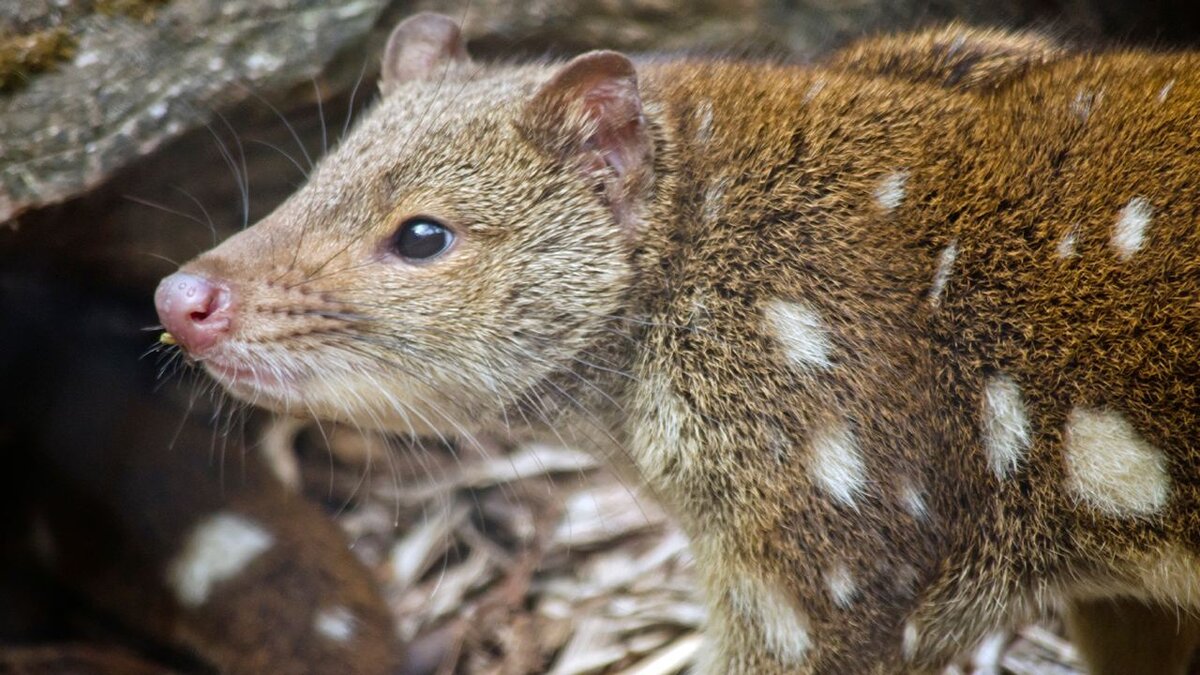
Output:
[[170, 18, 1200, 673]]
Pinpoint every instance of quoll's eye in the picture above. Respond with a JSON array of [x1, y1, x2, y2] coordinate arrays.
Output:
[[389, 217, 455, 261]]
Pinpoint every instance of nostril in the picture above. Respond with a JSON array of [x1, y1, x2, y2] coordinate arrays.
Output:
[[155, 272, 235, 354], [190, 292, 219, 323]]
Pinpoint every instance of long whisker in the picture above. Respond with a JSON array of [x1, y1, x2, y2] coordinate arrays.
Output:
[[341, 57, 370, 142], [171, 186, 219, 247], [313, 77, 328, 158], [235, 81, 314, 172], [247, 139, 310, 181], [137, 251, 184, 268], [283, 259, 381, 290], [123, 194, 212, 231], [201, 122, 248, 229], [210, 110, 252, 229]]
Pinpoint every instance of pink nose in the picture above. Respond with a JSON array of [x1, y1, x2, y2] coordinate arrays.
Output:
[[154, 273, 234, 355]]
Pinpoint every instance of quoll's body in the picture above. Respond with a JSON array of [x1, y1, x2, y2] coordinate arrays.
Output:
[[156, 14, 1200, 673]]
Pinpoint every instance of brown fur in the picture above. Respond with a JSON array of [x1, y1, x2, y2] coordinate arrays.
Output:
[[162, 15, 1200, 673], [825, 23, 1064, 91]]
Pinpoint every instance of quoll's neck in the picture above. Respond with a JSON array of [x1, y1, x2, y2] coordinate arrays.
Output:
[[605, 60, 986, 498], [507, 58, 986, 488], [494, 70, 701, 473]]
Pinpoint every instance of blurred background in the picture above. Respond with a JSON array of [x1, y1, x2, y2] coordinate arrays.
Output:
[[2, 1, 1199, 673]]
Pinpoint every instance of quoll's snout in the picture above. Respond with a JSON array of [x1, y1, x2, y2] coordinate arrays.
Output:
[[154, 272, 234, 355]]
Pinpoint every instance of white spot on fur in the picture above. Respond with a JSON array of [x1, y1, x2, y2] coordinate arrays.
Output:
[[902, 622, 920, 660], [1064, 407, 1170, 516], [765, 300, 834, 369], [766, 424, 792, 463], [1056, 226, 1079, 258], [1070, 89, 1102, 121], [807, 422, 867, 507], [167, 513, 274, 608], [899, 480, 929, 520], [314, 606, 357, 642], [929, 240, 958, 306], [981, 375, 1032, 479], [946, 33, 968, 56], [631, 371, 704, 479], [894, 565, 920, 596], [731, 577, 812, 665], [825, 563, 858, 608], [1158, 80, 1175, 103], [1112, 197, 1151, 260], [803, 78, 826, 103], [695, 99, 714, 144], [702, 176, 729, 226], [688, 293, 713, 332], [646, 373, 681, 455], [875, 171, 908, 211]]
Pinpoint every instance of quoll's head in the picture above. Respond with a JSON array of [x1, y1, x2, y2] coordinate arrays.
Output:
[[154, 13, 654, 433]]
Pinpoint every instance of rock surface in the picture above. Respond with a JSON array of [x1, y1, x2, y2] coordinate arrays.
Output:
[[5, 0, 1198, 229], [0, 0, 386, 222]]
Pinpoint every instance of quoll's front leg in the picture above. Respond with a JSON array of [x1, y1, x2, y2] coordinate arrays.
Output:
[[695, 592, 817, 675], [701, 584, 1200, 674], [688, 559, 917, 675]]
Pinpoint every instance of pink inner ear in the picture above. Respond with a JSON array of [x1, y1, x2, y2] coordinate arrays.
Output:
[[580, 82, 645, 181], [526, 51, 653, 235], [381, 13, 470, 91], [578, 75, 651, 235]]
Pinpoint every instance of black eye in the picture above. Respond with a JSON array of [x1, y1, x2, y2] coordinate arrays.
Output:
[[389, 217, 454, 261]]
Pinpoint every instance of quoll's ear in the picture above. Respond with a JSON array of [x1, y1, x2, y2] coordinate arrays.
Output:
[[524, 51, 653, 235], [380, 12, 471, 93]]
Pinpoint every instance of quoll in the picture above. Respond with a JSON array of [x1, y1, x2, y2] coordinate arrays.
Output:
[[155, 13, 1200, 673]]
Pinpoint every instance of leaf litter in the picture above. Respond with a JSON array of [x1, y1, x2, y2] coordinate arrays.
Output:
[[267, 418, 1087, 674]]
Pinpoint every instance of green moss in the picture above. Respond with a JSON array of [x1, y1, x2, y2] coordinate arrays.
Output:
[[0, 28, 77, 93], [0, 0, 174, 93]]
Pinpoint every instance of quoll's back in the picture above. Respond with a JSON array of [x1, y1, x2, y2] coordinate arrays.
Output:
[[154, 14, 1200, 673], [631, 44, 1200, 673]]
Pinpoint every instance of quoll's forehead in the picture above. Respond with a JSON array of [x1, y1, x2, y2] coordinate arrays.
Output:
[[292, 66, 550, 227], [334, 68, 545, 175]]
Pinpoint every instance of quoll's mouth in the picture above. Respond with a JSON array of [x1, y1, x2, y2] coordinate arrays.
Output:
[[203, 356, 302, 400]]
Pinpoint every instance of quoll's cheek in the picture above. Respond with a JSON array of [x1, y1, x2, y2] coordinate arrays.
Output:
[[205, 360, 301, 403]]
